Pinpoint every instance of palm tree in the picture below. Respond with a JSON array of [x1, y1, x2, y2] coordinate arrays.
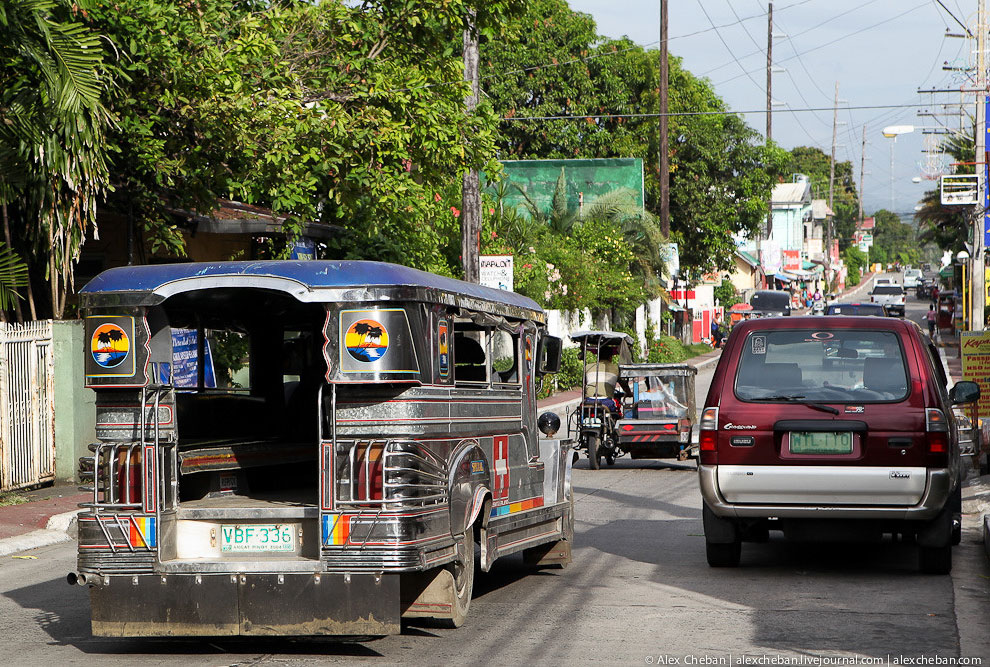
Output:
[[107, 327, 123, 352], [97, 331, 111, 351], [0, 0, 111, 319]]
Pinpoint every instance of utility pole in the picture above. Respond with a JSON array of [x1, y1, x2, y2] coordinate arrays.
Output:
[[659, 0, 670, 238], [461, 9, 481, 284], [826, 81, 838, 275], [764, 1, 773, 243], [973, 0, 986, 330], [858, 125, 867, 225]]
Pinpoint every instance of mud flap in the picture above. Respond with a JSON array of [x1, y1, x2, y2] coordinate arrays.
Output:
[[89, 573, 400, 637], [400, 568, 457, 619], [522, 539, 571, 567], [703, 503, 738, 544], [916, 504, 952, 548]]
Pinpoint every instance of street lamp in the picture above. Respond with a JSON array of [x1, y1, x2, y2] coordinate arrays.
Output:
[[881, 125, 915, 211], [957, 249, 970, 330]]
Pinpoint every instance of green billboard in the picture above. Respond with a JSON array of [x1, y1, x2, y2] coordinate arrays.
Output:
[[494, 158, 644, 217]]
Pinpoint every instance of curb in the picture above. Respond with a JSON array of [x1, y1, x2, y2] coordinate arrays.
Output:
[[0, 509, 80, 558]]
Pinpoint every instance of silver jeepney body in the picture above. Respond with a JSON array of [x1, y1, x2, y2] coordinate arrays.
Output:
[[72, 260, 573, 637]]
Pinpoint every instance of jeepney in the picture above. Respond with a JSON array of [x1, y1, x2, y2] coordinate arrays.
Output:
[[68, 260, 573, 637]]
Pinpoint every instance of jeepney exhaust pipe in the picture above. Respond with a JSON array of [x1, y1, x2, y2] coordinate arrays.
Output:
[[67, 571, 90, 587]]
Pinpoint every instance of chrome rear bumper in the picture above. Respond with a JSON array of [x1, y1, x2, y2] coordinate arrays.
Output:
[[698, 464, 951, 521]]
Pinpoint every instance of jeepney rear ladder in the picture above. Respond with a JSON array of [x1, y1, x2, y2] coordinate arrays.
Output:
[[79, 364, 171, 551]]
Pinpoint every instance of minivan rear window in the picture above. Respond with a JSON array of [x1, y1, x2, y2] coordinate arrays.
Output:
[[735, 329, 908, 402]]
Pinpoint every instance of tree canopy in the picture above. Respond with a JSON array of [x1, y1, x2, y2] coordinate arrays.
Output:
[[783, 146, 860, 249], [480, 0, 787, 274]]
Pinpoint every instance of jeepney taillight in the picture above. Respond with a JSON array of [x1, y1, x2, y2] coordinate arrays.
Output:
[[115, 447, 142, 505], [355, 442, 384, 501]]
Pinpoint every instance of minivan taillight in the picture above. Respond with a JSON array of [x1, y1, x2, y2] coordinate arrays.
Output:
[[699, 407, 718, 464], [925, 408, 949, 458]]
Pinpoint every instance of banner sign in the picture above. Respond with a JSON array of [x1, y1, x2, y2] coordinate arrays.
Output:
[[480, 255, 514, 292], [961, 331, 990, 420]]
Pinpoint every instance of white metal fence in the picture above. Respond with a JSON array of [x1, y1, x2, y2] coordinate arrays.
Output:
[[0, 320, 55, 491]]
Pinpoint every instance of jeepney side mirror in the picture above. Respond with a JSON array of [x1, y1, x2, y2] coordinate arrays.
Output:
[[538, 411, 561, 437], [537, 335, 562, 374]]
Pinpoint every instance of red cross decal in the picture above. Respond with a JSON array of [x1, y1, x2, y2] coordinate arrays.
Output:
[[493, 435, 509, 500]]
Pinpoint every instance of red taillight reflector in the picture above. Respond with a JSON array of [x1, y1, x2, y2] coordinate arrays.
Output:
[[622, 425, 634, 431], [116, 448, 142, 504], [663, 423, 676, 431], [928, 432, 948, 453], [700, 431, 717, 451]]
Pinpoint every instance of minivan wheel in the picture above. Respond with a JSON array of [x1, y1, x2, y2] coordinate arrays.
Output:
[[706, 540, 741, 567], [918, 544, 952, 575]]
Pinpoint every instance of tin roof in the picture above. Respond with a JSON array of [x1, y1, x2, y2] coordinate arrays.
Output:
[[771, 182, 812, 206], [80, 260, 544, 318]]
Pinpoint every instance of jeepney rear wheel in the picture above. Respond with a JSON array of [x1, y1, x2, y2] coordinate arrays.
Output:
[[441, 532, 475, 628], [586, 433, 601, 470]]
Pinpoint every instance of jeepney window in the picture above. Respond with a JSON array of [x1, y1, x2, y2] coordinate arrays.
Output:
[[167, 328, 250, 390], [454, 329, 488, 383], [491, 330, 520, 385]]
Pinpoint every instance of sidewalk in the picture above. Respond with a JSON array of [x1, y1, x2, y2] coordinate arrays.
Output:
[[0, 482, 87, 557]]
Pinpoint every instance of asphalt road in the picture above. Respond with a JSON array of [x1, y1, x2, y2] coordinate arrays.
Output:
[[2, 281, 988, 664]]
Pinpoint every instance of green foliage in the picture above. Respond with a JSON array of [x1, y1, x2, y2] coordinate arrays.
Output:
[[0, 0, 112, 317], [713, 278, 740, 308], [868, 209, 919, 267], [784, 146, 860, 249], [481, 1, 787, 273], [210, 331, 250, 388], [842, 246, 867, 287], [85, 0, 522, 273]]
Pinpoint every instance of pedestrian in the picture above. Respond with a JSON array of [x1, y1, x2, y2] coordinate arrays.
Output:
[[711, 316, 724, 349], [931, 284, 939, 305], [925, 304, 937, 338]]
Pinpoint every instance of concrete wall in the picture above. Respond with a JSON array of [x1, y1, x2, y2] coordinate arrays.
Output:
[[53, 320, 96, 483]]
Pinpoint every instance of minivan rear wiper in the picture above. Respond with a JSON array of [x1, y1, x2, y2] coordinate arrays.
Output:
[[754, 395, 841, 415]]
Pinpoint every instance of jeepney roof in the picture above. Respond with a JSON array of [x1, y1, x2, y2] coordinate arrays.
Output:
[[80, 260, 544, 321]]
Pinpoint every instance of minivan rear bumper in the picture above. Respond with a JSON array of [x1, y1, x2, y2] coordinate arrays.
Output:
[[698, 464, 951, 520]]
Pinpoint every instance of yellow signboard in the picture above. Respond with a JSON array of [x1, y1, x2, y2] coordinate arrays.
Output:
[[960, 331, 990, 419]]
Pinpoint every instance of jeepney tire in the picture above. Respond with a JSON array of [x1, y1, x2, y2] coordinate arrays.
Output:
[[705, 540, 741, 568], [439, 533, 475, 628], [587, 433, 601, 470]]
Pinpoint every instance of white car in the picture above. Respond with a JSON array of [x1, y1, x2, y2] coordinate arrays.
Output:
[[903, 268, 922, 289]]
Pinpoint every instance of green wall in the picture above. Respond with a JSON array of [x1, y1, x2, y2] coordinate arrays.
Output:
[[53, 320, 96, 482], [495, 158, 644, 217]]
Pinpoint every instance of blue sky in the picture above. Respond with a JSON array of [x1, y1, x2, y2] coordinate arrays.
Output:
[[568, 0, 974, 219]]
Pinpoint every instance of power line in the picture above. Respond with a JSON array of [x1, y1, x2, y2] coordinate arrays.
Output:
[[695, 0, 765, 94], [714, 1, 930, 88], [501, 102, 925, 122], [931, 0, 973, 36]]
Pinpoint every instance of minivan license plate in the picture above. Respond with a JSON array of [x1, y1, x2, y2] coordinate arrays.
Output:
[[789, 431, 852, 455], [220, 524, 295, 552]]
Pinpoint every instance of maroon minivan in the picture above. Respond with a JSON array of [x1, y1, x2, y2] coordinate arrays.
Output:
[[699, 316, 979, 573]]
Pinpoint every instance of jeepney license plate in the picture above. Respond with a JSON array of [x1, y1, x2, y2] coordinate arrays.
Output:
[[789, 431, 852, 455], [220, 524, 295, 552]]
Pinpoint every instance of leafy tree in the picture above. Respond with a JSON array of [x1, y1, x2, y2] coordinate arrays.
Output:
[[481, 1, 786, 273], [915, 133, 972, 255], [784, 146, 860, 249], [0, 0, 111, 318], [841, 246, 867, 287], [85, 0, 523, 275], [868, 209, 920, 267]]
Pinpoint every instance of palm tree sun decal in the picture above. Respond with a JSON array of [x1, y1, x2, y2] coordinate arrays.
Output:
[[91, 323, 130, 369], [345, 319, 389, 362]]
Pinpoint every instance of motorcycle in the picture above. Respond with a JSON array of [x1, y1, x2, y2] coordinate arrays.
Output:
[[568, 331, 634, 469]]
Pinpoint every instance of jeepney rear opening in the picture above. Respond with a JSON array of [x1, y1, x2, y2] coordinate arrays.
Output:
[[152, 288, 327, 561]]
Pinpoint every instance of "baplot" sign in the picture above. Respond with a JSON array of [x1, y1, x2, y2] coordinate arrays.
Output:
[[480, 255, 514, 292]]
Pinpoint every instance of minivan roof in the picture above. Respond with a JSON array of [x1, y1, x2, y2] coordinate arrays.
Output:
[[727, 314, 918, 333]]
